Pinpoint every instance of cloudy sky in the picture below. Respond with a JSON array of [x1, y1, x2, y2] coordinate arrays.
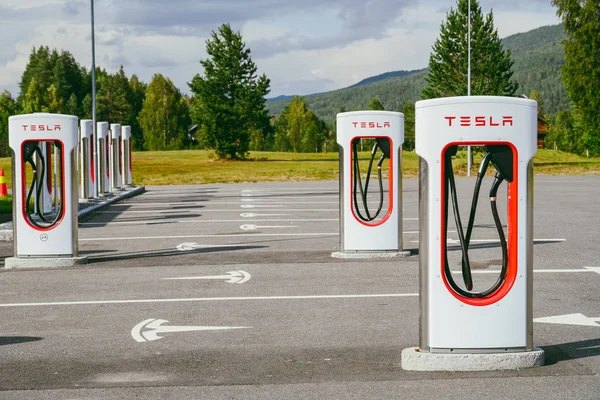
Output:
[[0, 0, 560, 99]]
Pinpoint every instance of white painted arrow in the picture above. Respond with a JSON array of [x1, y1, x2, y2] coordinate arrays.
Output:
[[534, 313, 600, 327], [164, 270, 251, 284], [240, 213, 291, 218], [584, 267, 600, 275], [176, 242, 244, 252], [240, 204, 285, 208], [131, 319, 250, 342], [240, 224, 297, 231]]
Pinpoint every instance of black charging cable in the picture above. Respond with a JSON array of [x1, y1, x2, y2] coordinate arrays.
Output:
[[352, 139, 388, 222], [24, 142, 63, 229], [443, 147, 510, 298]]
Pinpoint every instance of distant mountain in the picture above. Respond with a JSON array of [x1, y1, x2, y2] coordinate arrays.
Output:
[[349, 69, 426, 88], [266, 95, 295, 103], [266, 23, 568, 121]]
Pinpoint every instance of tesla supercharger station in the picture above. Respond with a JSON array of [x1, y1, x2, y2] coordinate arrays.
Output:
[[80, 119, 96, 200], [401, 96, 544, 371], [97, 122, 110, 195], [121, 125, 132, 186], [6, 113, 87, 268], [109, 123, 122, 192], [332, 111, 407, 257]]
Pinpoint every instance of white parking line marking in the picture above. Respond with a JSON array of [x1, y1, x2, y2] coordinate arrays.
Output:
[[118, 201, 339, 206], [81, 218, 337, 226], [80, 233, 339, 241], [0, 293, 419, 308]]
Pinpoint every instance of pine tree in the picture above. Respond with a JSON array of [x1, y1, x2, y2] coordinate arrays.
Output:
[[128, 75, 147, 150], [189, 23, 271, 159], [66, 93, 79, 116], [368, 98, 385, 110], [422, 0, 517, 99], [97, 66, 132, 124], [552, 0, 600, 155], [401, 101, 416, 151]]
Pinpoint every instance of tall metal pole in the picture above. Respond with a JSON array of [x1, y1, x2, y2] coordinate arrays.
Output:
[[91, 0, 99, 197], [467, 0, 472, 177]]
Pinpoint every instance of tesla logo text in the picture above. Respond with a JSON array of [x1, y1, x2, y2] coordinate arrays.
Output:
[[352, 121, 391, 128], [22, 124, 62, 131], [444, 116, 513, 127]]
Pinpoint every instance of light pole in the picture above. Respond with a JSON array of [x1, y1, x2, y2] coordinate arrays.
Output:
[[90, 0, 99, 196], [467, 0, 472, 177]]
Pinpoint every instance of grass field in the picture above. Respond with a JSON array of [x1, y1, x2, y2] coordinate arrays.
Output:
[[0, 148, 598, 188]]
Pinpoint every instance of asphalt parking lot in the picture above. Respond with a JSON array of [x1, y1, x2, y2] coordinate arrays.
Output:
[[0, 176, 599, 399]]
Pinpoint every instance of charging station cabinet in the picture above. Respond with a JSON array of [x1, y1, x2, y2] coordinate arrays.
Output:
[[6, 113, 86, 267], [334, 111, 404, 255], [402, 96, 543, 371], [80, 119, 96, 200], [97, 122, 110, 195], [109, 123, 122, 192], [121, 125, 132, 186]]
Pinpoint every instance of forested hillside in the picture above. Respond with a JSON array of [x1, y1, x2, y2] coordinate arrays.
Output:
[[267, 24, 567, 121]]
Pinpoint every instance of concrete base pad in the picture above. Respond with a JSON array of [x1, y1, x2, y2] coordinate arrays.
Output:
[[4, 256, 88, 269], [331, 250, 413, 259], [401, 347, 545, 371]]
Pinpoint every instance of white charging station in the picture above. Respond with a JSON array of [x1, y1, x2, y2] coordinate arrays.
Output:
[[109, 123, 122, 192], [6, 113, 86, 268], [121, 125, 132, 186], [97, 122, 110, 195], [401, 96, 544, 371], [80, 119, 96, 200], [332, 111, 406, 258]]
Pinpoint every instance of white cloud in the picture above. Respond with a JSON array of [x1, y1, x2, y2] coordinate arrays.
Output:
[[0, 0, 561, 99]]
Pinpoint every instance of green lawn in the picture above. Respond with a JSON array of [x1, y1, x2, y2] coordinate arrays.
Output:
[[0, 148, 598, 189]]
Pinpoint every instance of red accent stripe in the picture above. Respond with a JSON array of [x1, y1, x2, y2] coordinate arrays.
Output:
[[21, 140, 67, 232], [439, 141, 519, 306], [349, 136, 394, 227]]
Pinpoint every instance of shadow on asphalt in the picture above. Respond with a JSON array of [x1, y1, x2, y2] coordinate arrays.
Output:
[[542, 338, 600, 365], [0, 336, 43, 346]]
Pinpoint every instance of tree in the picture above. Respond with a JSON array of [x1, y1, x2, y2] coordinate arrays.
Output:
[[422, 0, 518, 99], [21, 78, 46, 113], [66, 93, 79, 116], [545, 109, 585, 154], [0, 91, 16, 157], [17, 46, 53, 109], [552, 0, 600, 155], [97, 66, 132, 124], [138, 74, 190, 150], [128, 75, 147, 150], [368, 97, 385, 110], [273, 96, 327, 152], [189, 23, 271, 159], [401, 101, 416, 151]]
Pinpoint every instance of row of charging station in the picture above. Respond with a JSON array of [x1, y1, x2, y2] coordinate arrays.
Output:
[[336, 96, 542, 370], [79, 119, 133, 200], [5, 96, 542, 370], [6, 113, 134, 268]]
